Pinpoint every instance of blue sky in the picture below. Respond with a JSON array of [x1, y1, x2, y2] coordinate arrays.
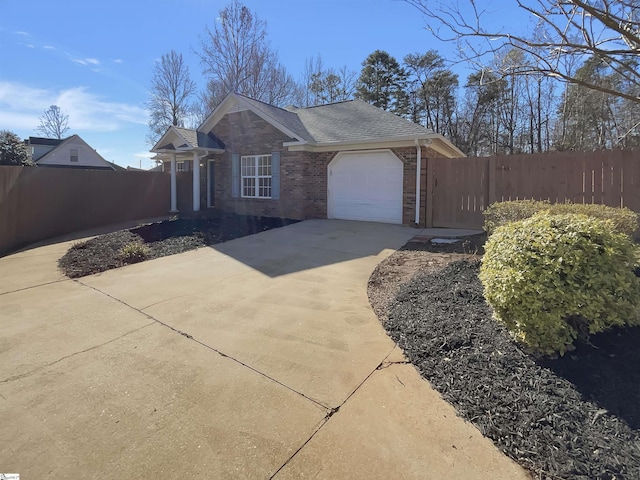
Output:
[[0, 0, 525, 169]]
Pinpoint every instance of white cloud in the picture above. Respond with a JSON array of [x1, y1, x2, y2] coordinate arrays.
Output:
[[15, 31, 29, 36], [43, 45, 56, 50], [69, 57, 101, 67], [114, 59, 123, 64], [134, 151, 153, 159], [67, 54, 100, 73], [0, 81, 148, 133]]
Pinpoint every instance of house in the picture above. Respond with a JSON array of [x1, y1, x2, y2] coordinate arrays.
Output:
[[26, 135, 116, 170], [151, 93, 464, 226]]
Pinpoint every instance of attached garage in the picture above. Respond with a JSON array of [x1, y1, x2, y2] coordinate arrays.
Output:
[[327, 150, 404, 224]]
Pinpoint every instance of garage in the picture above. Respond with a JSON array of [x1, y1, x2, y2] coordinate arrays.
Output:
[[327, 150, 404, 224]]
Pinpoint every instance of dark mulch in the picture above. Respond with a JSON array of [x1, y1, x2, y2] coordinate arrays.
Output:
[[384, 259, 640, 479], [58, 213, 298, 278]]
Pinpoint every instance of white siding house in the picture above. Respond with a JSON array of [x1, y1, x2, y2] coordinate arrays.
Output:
[[28, 135, 116, 170]]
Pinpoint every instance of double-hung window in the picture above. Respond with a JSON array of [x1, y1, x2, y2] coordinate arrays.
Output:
[[70, 148, 79, 163], [241, 154, 272, 198], [176, 161, 185, 172]]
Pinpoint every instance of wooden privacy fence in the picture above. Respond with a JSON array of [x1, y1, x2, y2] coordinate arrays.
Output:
[[427, 149, 640, 229], [0, 166, 172, 256]]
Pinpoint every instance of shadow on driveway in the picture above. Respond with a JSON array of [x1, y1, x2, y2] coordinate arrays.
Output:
[[209, 219, 419, 277]]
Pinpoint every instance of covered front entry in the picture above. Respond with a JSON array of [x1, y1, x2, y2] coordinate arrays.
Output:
[[327, 150, 403, 224]]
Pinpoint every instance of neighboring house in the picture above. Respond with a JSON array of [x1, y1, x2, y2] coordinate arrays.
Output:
[[151, 93, 464, 226], [26, 135, 116, 170]]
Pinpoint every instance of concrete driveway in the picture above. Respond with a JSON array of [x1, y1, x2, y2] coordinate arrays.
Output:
[[0, 219, 528, 479]]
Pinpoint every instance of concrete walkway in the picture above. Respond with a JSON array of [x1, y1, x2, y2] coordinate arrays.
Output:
[[0, 220, 528, 479]]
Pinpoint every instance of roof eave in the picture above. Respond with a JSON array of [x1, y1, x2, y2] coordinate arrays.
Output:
[[427, 134, 466, 158], [152, 147, 225, 156], [285, 134, 428, 150], [200, 93, 307, 144]]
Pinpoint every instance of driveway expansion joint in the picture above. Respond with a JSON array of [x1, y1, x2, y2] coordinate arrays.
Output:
[[75, 279, 330, 413], [270, 347, 399, 478], [0, 322, 155, 385], [0, 278, 70, 297]]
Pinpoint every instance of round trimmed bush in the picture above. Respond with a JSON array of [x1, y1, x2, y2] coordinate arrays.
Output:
[[483, 200, 639, 237], [479, 212, 640, 356]]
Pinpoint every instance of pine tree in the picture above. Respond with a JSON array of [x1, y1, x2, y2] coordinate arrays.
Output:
[[355, 50, 409, 117]]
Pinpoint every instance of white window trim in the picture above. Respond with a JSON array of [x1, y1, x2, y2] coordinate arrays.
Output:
[[70, 148, 79, 163], [241, 154, 272, 199], [176, 161, 185, 172]]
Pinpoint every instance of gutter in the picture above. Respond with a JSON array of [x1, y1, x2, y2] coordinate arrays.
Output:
[[283, 133, 430, 149], [415, 140, 422, 225]]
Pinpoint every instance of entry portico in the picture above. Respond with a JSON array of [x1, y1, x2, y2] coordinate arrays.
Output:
[[152, 126, 224, 212]]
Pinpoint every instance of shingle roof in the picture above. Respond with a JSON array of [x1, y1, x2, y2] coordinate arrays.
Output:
[[235, 94, 315, 143], [28, 136, 65, 146], [174, 127, 225, 150], [288, 100, 433, 144]]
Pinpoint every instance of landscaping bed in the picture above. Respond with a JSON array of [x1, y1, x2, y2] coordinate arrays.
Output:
[[59, 213, 298, 278], [368, 238, 640, 480]]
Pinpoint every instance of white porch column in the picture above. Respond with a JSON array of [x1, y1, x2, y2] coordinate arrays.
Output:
[[192, 151, 200, 212], [170, 153, 178, 213]]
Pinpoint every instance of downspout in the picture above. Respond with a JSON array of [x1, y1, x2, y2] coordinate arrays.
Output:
[[415, 139, 422, 225]]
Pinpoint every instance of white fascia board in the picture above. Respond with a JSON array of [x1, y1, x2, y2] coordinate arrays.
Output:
[[150, 125, 194, 153], [286, 133, 465, 158], [428, 134, 466, 158], [285, 135, 429, 152], [151, 126, 179, 152], [245, 107, 306, 143], [155, 146, 224, 156], [198, 94, 237, 133], [200, 93, 306, 143]]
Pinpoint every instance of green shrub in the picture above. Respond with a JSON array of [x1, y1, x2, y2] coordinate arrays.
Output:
[[483, 200, 638, 237], [479, 212, 640, 356], [483, 199, 547, 235], [119, 242, 149, 264]]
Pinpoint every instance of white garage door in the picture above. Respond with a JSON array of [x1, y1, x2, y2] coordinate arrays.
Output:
[[328, 151, 403, 224]]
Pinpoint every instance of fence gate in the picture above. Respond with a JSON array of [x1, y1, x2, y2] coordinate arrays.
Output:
[[426, 149, 640, 230], [429, 157, 489, 229]]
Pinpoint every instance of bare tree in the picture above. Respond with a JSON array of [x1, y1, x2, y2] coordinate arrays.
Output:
[[197, 0, 297, 109], [36, 105, 69, 139], [147, 50, 197, 145], [301, 55, 357, 106], [404, 0, 640, 103]]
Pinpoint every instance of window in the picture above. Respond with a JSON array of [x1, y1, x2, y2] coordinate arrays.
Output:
[[70, 148, 79, 163], [176, 161, 185, 172], [241, 155, 272, 198]]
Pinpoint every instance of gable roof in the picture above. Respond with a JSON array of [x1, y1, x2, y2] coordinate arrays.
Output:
[[153, 125, 225, 153], [198, 93, 314, 143], [169, 92, 464, 157], [35, 134, 115, 170], [234, 95, 315, 143], [287, 100, 433, 144]]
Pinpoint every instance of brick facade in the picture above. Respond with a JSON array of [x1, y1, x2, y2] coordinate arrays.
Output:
[[203, 110, 337, 220], [167, 109, 446, 227]]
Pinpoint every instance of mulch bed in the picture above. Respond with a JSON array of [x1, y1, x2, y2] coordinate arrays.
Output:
[[58, 213, 298, 278], [374, 241, 640, 479]]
